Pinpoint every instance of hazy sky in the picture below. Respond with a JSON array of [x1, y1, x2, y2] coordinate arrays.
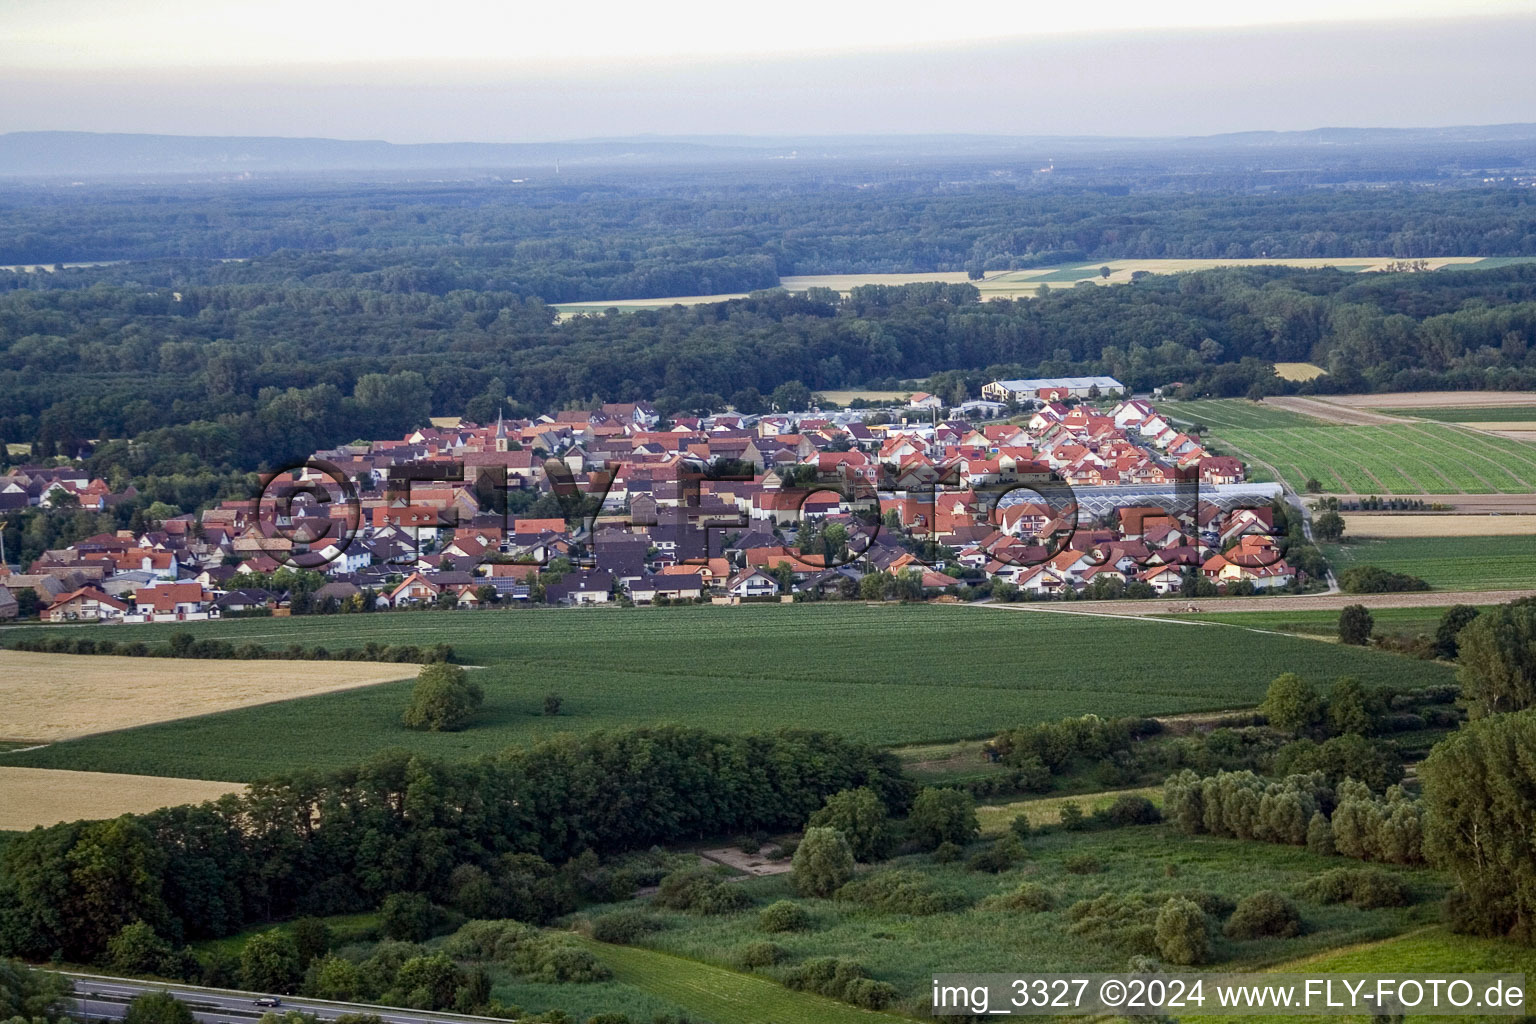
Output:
[[2, 0, 1534, 140]]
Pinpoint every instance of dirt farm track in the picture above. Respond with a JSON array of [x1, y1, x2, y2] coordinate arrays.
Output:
[[986, 588, 1536, 619]]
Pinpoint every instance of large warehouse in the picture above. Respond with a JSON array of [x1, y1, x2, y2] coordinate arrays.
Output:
[[981, 376, 1127, 402]]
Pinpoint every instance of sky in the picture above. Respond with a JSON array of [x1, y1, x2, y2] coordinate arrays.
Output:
[[2, 0, 1534, 141]]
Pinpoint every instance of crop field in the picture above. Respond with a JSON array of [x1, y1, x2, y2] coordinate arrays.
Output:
[[0, 649, 416, 742], [1322, 535, 1536, 591], [1383, 405, 1536, 422], [581, 825, 1447, 1007], [1, 605, 1452, 781], [1214, 423, 1536, 494], [1343, 514, 1536, 538], [1158, 399, 1324, 430], [0, 767, 243, 830]]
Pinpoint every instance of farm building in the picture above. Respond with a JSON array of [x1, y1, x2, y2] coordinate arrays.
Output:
[[982, 376, 1126, 403]]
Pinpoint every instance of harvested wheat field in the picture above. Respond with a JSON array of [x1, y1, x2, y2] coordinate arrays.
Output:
[[1343, 514, 1536, 538], [0, 766, 244, 830], [1273, 362, 1328, 381], [0, 650, 415, 743]]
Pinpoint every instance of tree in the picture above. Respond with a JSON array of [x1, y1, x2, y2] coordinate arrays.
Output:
[[1326, 676, 1374, 736], [0, 960, 73, 1021], [906, 788, 978, 850], [1434, 604, 1482, 660], [1304, 477, 1323, 493], [401, 664, 483, 731], [1457, 602, 1536, 716], [240, 929, 301, 993], [289, 917, 331, 968], [380, 892, 436, 941], [1422, 709, 1536, 940], [123, 992, 194, 1024], [106, 920, 177, 976], [542, 692, 563, 716], [1098, 266, 1112, 279], [1337, 604, 1373, 646], [808, 788, 894, 862], [769, 381, 812, 412], [729, 388, 766, 416], [1260, 672, 1325, 734], [792, 827, 855, 897], [1313, 510, 1345, 541], [1153, 897, 1210, 965]]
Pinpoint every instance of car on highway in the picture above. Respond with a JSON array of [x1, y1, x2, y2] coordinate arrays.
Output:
[[253, 998, 282, 1007]]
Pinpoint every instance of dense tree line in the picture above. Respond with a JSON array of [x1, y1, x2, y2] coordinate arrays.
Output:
[[8, 264, 1536, 486], [0, 727, 908, 964], [3, 181, 1535, 276]]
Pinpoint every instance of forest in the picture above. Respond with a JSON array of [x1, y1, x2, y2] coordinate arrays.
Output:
[[5, 177, 1536, 520]]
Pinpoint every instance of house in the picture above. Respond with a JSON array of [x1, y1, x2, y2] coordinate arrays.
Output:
[[131, 582, 217, 622], [0, 587, 19, 620], [544, 570, 614, 605], [627, 571, 704, 604], [725, 567, 781, 598], [907, 392, 943, 411], [1138, 564, 1186, 595], [389, 571, 443, 607], [44, 587, 128, 622]]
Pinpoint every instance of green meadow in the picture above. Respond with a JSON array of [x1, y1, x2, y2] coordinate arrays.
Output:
[[3, 604, 1452, 780]]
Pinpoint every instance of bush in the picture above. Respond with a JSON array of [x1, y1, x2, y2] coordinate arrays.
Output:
[[1340, 566, 1429, 594], [783, 957, 896, 1010], [967, 834, 1025, 874], [758, 900, 811, 933], [1299, 867, 1410, 909], [736, 941, 789, 969], [791, 828, 856, 898], [654, 869, 752, 914], [834, 869, 970, 915], [587, 910, 663, 945], [1224, 891, 1302, 939], [401, 664, 483, 731], [1058, 801, 1085, 831], [1105, 794, 1162, 827], [907, 788, 978, 850], [1009, 815, 1031, 840], [985, 882, 1053, 913], [1154, 897, 1210, 965], [1064, 853, 1102, 875], [931, 841, 962, 864]]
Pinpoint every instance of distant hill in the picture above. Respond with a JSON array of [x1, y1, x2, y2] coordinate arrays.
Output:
[[3, 125, 1536, 178]]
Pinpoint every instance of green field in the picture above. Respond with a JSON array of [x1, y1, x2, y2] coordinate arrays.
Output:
[[571, 938, 909, 1024], [1159, 399, 1325, 430], [1, 605, 1453, 780], [1322, 535, 1536, 591], [1215, 423, 1536, 494], [1381, 405, 1536, 422]]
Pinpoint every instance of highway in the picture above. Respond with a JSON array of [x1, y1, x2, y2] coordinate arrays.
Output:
[[62, 972, 513, 1024]]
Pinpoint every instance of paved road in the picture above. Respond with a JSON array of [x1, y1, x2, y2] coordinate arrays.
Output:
[[63, 973, 508, 1024]]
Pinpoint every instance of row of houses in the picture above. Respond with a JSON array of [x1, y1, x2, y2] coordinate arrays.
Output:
[[1, 394, 1289, 620]]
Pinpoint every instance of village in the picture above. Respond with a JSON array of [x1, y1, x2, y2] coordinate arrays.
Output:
[[0, 377, 1303, 623]]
